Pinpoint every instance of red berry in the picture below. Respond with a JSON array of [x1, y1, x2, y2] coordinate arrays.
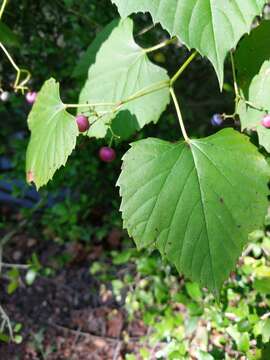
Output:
[[76, 115, 90, 132], [262, 114, 270, 128], [26, 91, 37, 104], [99, 147, 116, 163]]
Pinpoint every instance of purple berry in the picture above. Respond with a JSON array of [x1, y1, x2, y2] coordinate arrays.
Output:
[[26, 91, 37, 104], [76, 115, 90, 132], [261, 114, 270, 128], [211, 114, 223, 127], [99, 147, 116, 163]]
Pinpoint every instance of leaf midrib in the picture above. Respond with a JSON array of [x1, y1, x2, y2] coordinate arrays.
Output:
[[190, 141, 216, 292]]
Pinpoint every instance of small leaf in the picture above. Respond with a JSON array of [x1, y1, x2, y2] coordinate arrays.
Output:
[[262, 319, 270, 343], [237, 332, 250, 353], [112, 0, 266, 87], [185, 282, 202, 301], [237, 61, 270, 152], [235, 20, 270, 96], [117, 129, 269, 294], [79, 18, 170, 139], [26, 78, 78, 189]]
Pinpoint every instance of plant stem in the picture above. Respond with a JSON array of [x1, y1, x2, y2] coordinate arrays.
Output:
[[0, 0, 8, 19], [144, 37, 177, 54], [0, 42, 31, 91], [230, 51, 240, 99], [0, 42, 19, 72], [244, 100, 267, 112], [120, 79, 170, 106], [66, 102, 114, 109], [171, 51, 197, 85], [1, 263, 30, 269], [170, 87, 190, 143], [66, 80, 170, 117]]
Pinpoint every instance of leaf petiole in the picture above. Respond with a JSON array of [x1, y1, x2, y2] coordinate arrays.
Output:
[[171, 51, 197, 86], [170, 87, 190, 143], [144, 37, 177, 54], [230, 51, 240, 100]]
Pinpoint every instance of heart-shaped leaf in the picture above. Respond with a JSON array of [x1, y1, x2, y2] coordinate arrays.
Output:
[[79, 18, 170, 139], [112, 0, 266, 87], [26, 78, 78, 189], [118, 129, 269, 294]]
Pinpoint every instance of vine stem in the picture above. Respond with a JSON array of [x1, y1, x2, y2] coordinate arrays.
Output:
[[0, 42, 20, 72], [120, 79, 169, 106], [0, 0, 7, 19], [170, 87, 190, 143], [144, 37, 177, 53], [171, 51, 197, 85], [66, 102, 114, 108], [65, 79, 170, 112], [0, 42, 31, 91], [1, 263, 30, 269]]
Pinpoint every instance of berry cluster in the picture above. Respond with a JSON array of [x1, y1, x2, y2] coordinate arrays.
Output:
[[75, 114, 116, 162]]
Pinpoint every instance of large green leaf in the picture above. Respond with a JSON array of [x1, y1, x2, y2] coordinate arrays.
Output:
[[112, 0, 266, 87], [237, 61, 270, 152], [26, 78, 78, 189], [79, 18, 170, 139], [235, 20, 270, 96], [0, 21, 20, 47], [118, 129, 269, 294]]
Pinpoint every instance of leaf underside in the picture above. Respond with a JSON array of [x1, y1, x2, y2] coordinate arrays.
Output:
[[112, 0, 266, 87], [26, 78, 78, 189], [118, 128, 269, 294]]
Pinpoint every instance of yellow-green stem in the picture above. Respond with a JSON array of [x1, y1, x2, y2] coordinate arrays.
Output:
[[171, 51, 197, 86], [230, 51, 240, 100], [144, 37, 177, 54], [170, 87, 190, 143], [0, 0, 8, 19]]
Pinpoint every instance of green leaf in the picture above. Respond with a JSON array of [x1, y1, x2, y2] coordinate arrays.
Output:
[[0, 21, 20, 47], [238, 332, 250, 353], [235, 20, 270, 96], [112, 0, 266, 87], [117, 129, 269, 294], [237, 61, 270, 152], [26, 78, 78, 189], [79, 18, 170, 139], [253, 278, 270, 294], [72, 19, 120, 80], [185, 282, 202, 301], [196, 350, 215, 360], [262, 319, 270, 343]]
